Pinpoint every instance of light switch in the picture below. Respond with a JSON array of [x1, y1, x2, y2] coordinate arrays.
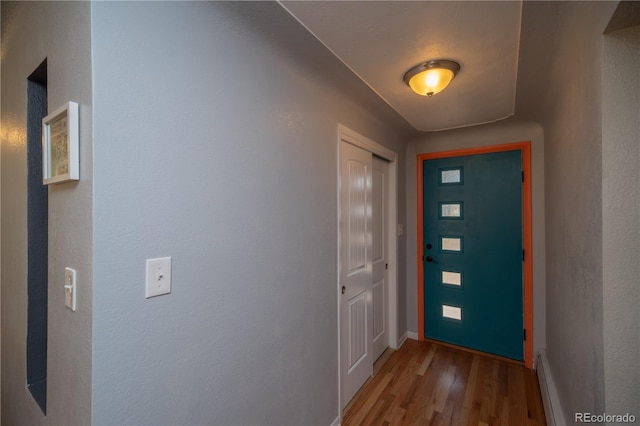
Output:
[[64, 267, 77, 311], [145, 257, 171, 298]]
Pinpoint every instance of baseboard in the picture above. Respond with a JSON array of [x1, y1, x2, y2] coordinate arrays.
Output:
[[330, 415, 340, 426], [398, 332, 408, 347], [536, 349, 567, 426], [397, 331, 419, 348]]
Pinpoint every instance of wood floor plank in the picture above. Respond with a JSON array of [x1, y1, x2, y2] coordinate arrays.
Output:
[[343, 340, 546, 426], [388, 346, 422, 403], [427, 364, 456, 420], [499, 395, 510, 425], [507, 363, 528, 425], [417, 344, 437, 376], [463, 356, 480, 409], [346, 372, 394, 426], [365, 398, 393, 425], [384, 405, 407, 425]]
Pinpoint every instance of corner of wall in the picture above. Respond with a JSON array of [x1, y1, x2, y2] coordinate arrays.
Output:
[[602, 23, 640, 420], [1, 2, 93, 424]]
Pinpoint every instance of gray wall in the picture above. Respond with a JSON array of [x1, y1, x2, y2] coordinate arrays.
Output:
[[0, 2, 93, 425], [90, 2, 411, 424], [516, 1, 618, 422], [405, 118, 546, 358], [0, 2, 2, 415], [602, 24, 640, 421], [0, 2, 2, 410]]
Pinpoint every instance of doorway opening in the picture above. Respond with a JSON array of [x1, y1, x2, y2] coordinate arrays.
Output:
[[26, 58, 48, 414], [417, 141, 533, 368]]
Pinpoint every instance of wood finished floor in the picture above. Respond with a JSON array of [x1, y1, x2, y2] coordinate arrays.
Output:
[[343, 339, 546, 426]]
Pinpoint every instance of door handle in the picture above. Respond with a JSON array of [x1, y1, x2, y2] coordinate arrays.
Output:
[[425, 256, 438, 264], [341, 285, 346, 295]]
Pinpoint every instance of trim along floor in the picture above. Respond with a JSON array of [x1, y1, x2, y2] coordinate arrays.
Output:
[[343, 339, 546, 426]]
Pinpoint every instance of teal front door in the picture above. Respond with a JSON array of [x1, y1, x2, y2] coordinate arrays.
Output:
[[423, 150, 524, 361]]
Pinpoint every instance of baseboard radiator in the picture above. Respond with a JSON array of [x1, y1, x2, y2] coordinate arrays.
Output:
[[536, 349, 567, 426]]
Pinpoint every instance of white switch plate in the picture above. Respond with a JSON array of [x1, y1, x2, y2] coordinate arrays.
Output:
[[145, 257, 171, 298], [64, 267, 77, 311]]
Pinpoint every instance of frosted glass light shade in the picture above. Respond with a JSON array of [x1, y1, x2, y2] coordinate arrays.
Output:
[[404, 60, 460, 97]]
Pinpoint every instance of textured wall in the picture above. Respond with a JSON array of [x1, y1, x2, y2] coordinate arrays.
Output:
[[0, 2, 93, 425], [516, 1, 617, 422], [405, 118, 546, 358], [602, 24, 640, 421], [91, 2, 411, 424]]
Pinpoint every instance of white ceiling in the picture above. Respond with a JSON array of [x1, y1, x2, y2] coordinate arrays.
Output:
[[280, 1, 523, 132]]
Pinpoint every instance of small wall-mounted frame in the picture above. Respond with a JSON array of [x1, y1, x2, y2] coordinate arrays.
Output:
[[42, 101, 79, 185]]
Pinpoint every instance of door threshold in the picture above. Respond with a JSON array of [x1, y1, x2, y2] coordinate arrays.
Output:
[[423, 338, 525, 367]]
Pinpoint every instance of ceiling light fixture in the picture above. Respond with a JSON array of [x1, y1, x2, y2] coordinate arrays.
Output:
[[404, 60, 460, 97]]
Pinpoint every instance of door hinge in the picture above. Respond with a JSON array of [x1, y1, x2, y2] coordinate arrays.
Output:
[[522, 249, 525, 261], [523, 329, 527, 341], [522, 171, 525, 183], [385, 263, 388, 270]]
